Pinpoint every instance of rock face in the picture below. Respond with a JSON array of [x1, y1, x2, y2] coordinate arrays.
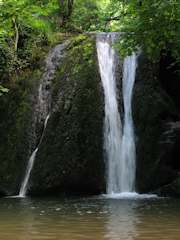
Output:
[[28, 35, 105, 196], [157, 176, 180, 197], [0, 74, 39, 196], [0, 33, 179, 197], [0, 34, 105, 196], [133, 51, 180, 193]]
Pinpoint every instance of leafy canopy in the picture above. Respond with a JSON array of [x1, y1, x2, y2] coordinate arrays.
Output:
[[111, 0, 180, 63], [0, 0, 179, 86]]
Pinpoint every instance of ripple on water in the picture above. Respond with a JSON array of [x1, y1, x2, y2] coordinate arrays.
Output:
[[0, 196, 180, 240]]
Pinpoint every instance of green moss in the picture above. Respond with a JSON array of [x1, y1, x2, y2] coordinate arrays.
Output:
[[29, 34, 105, 196], [0, 34, 105, 196], [157, 177, 180, 197], [0, 67, 41, 195], [33, 68, 44, 80], [66, 35, 87, 50]]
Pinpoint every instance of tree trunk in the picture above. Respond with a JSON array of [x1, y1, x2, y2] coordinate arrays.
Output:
[[67, 0, 73, 27], [12, 18, 19, 52], [59, 0, 65, 26]]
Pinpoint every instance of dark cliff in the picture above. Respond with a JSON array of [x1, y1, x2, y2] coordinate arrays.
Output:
[[0, 33, 179, 197], [28, 35, 105, 196], [0, 34, 105, 196], [133, 51, 180, 195]]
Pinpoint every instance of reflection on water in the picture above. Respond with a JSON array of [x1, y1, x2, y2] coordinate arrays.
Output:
[[104, 198, 139, 240], [0, 195, 180, 239]]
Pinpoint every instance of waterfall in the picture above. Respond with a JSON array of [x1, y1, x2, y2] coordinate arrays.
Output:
[[97, 34, 123, 194], [19, 115, 50, 197], [121, 53, 136, 192], [17, 42, 68, 197], [19, 148, 38, 197], [97, 33, 137, 194]]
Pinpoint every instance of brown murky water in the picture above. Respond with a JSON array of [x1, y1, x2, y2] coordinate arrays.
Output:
[[0, 195, 180, 239]]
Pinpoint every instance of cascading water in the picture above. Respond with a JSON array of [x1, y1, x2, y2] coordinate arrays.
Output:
[[97, 33, 137, 194], [97, 34, 123, 194], [19, 149, 38, 197], [17, 42, 68, 197], [19, 115, 50, 197], [121, 53, 136, 192]]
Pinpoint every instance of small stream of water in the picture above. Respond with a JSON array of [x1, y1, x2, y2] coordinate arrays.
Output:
[[18, 42, 68, 197], [19, 115, 50, 197]]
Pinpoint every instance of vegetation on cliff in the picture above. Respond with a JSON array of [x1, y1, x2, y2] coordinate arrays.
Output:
[[1, 0, 179, 92], [0, 73, 39, 195], [113, 1, 179, 63], [0, 0, 179, 196]]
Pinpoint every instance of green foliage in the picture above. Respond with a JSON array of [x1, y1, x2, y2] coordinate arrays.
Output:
[[0, 0, 58, 78], [63, 35, 95, 74], [0, 0, 86, 81], [1, 0, 178, 86], [0, 85, 9, 96], [67, 35, 87, 49], [167, 56, 180, 75], [0, 0, 52, 39], [72, 0, 100, 31], [111, 0, 180, 63]]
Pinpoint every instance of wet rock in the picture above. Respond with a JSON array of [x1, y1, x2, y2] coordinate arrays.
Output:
[[1, 34, 179, 197], [157, 177, 180, 197], [28, 35, 105, 196], [133, 51, 180, 193]]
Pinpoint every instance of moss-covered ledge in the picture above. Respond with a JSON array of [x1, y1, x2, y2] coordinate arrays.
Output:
[[157, 177, 180, 197]]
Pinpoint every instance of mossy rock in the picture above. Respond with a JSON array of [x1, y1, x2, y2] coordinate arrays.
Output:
[[157, 177, 180, 197], [0, 74, 39, 195], [28, 34, 105, 196]]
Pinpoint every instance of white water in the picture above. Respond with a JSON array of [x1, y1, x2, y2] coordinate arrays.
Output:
[[18, 115, 50, 197], [101, 192, 158, 199], [97, 34, 137, 194], [121, 53, 137, 192], [18, 148, 38, 197]]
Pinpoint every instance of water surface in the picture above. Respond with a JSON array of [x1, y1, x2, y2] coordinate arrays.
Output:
[[0, 195, 180, 239]]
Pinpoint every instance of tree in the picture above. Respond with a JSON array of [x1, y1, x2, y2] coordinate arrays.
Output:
[[0, 0, 59, 76], [72, 0, 99, 30], [58, 0, 74, 27], [0, 0, 55, 53], [112, 0, 180, 64], [0, 0, 60, 92]]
